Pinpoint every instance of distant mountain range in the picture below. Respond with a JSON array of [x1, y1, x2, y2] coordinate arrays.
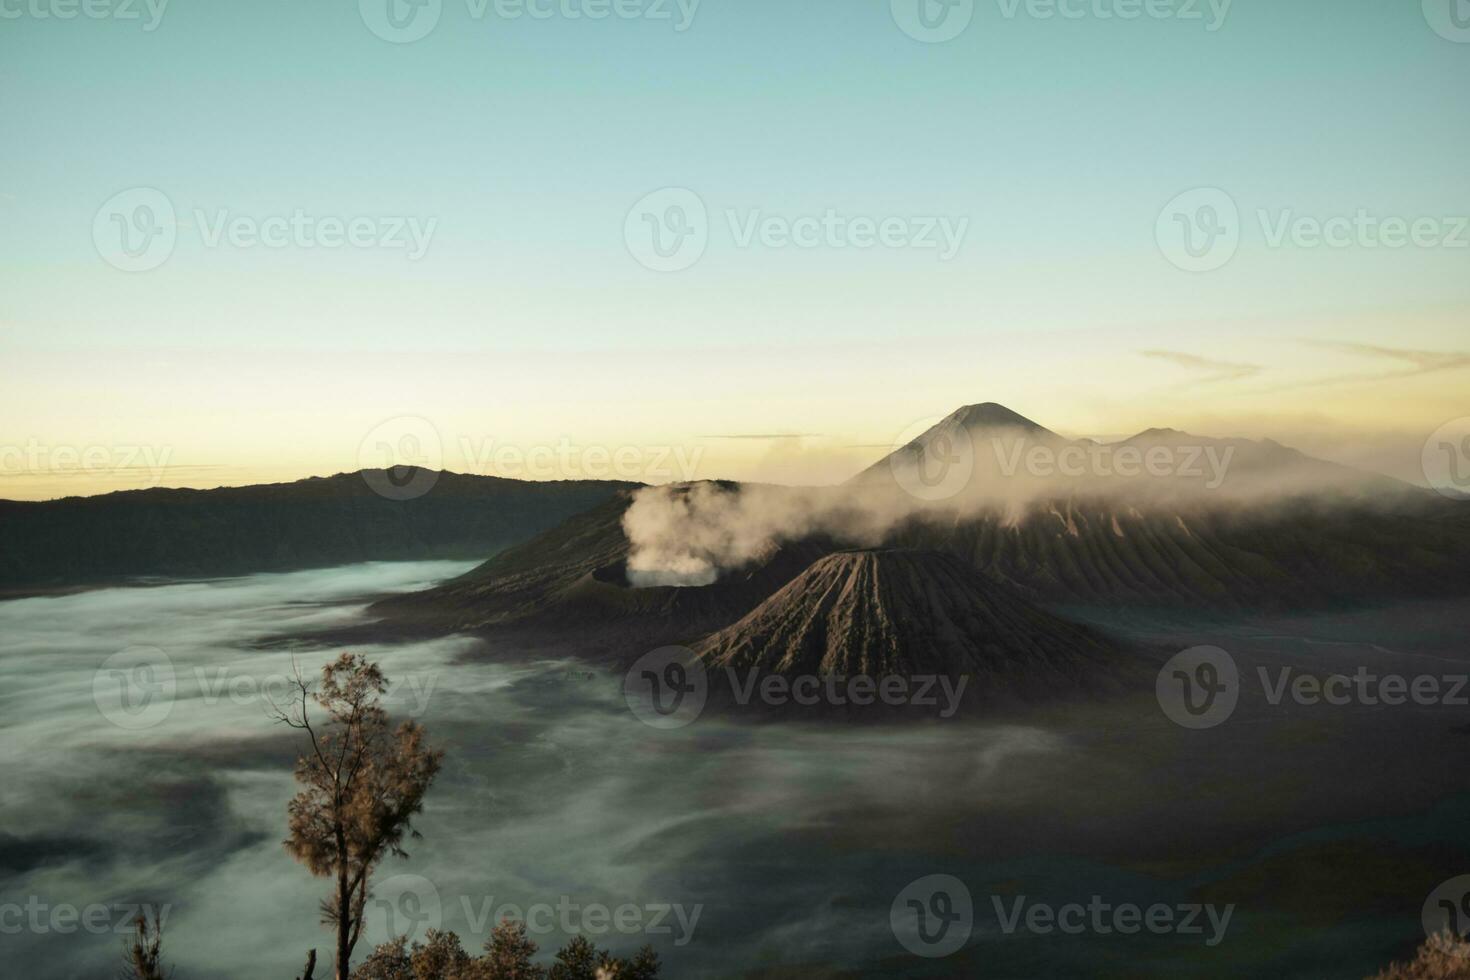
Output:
[[853, 401, 1410, 502], [13, 404, 1468, 701], [0, 470, 634, 595], [858, 402, 1468, 607], [373, 403, 1470, 696]]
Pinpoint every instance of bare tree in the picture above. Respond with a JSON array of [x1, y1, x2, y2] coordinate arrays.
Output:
[[274, 653, 444, 980], [119, 910, 169, 980]]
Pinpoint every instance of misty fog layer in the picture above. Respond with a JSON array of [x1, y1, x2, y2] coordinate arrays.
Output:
[[3, 565, 1468, 978], [0, 564, 1065, 978]]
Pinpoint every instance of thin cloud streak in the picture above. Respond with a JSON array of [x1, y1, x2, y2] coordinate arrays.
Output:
[[1254, 341, 1470, 393], [700, 434, 826, 440], [1140, 350, 1263, 384]]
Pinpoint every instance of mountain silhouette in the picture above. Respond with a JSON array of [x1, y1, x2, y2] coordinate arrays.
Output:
[[0, 470, 633, 595]]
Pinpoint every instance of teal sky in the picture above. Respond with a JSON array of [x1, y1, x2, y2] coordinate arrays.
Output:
[[2, 0, 1468, 496]]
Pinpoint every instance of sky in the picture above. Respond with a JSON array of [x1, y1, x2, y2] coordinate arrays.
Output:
[[1, 0, 1468, 498]]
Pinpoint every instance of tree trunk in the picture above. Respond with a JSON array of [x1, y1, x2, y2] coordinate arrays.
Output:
[[337, 870, 351, 980]]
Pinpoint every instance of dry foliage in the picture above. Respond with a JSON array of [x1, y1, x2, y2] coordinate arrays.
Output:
[[1370, 932, 1470, 980]]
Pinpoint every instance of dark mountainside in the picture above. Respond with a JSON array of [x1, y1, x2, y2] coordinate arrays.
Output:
[[0, 469, 635, 594], [372, 487, 843, 658], [884, 491, 1470, 610], [694, 549, 1129, 699], [855, 402, 1470, 608]]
